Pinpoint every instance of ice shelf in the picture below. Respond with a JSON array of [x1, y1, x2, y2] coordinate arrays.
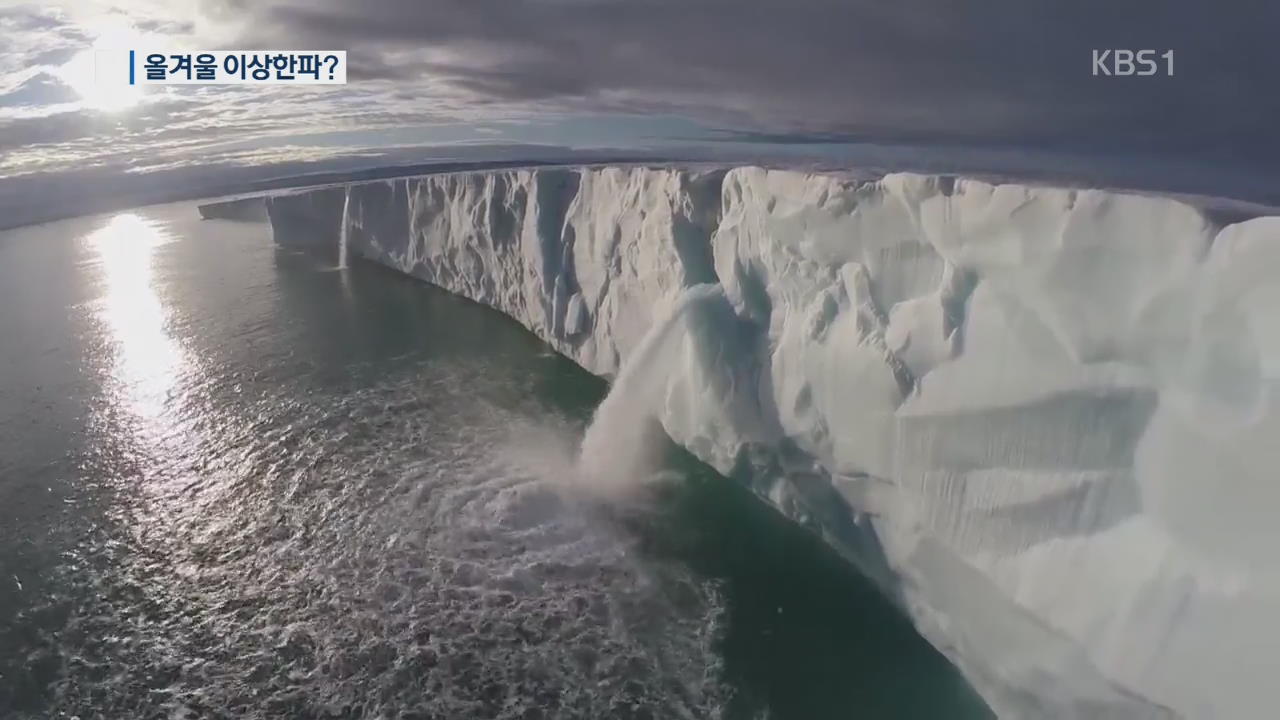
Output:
[[240, 165, 1280, 719]]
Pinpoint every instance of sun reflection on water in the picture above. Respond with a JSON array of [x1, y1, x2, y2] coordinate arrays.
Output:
[[87, 213, 185, 426]]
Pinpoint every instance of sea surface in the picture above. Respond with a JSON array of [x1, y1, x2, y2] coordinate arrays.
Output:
[[0, 203, 991, 719]]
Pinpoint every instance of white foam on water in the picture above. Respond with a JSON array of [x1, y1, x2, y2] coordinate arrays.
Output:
[[39, 361, 731, 720]]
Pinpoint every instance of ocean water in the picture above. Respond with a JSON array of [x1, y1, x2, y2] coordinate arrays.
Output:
[[0, 203, 991, 719]]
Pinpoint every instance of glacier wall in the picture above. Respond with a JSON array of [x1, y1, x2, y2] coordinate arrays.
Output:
[[258, 166, 1280, 719]]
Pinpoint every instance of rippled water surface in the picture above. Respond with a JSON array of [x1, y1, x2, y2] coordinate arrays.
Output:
[[0, 205, 991, 719]]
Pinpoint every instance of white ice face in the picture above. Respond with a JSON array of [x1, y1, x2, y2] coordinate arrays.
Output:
[[244, 164, 1280, 719]]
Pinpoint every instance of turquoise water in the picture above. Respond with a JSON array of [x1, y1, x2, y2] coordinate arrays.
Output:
[[0, 204, 991, 719]]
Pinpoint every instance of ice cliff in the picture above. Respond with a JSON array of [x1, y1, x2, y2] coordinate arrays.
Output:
[[245, 166, 1280, 719]]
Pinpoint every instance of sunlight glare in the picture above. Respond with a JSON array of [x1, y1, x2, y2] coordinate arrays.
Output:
[[87, 213, 185, 423], [56, 21, 149, 112]]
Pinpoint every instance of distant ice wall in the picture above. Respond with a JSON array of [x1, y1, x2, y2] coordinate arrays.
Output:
[[196, 195, 269, 221], [262, 166, 1280, 719]]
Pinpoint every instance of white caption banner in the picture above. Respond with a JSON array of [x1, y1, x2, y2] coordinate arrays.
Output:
[[119, 50, 348, 85]]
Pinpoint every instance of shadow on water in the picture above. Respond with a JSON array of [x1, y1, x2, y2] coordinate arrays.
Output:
[[269, 248, 611, 419], [624, 438, 993, 720], [287, 254, 992, 719]]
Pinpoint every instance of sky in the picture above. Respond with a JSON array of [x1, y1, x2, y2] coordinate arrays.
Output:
[[2, 0, 1278, 226]]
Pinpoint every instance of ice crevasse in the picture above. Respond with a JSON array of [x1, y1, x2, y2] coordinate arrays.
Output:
[[253, 166, 1280, 718]]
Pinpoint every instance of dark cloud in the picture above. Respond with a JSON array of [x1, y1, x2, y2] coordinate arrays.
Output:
[[27, 47, 79, 66], [131, 17, 196, 36], [0, 96, 208, 152], [222, 0, 1280, 169], [2, 0, 1276, 224], [0, 7, 72, 32], [0, 6, 90, 41], [0, 111, 99, 150], [0, 72, 79, 107]]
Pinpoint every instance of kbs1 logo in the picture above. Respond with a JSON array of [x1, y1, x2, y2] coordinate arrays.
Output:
[[1092, 49, 1174, 76]]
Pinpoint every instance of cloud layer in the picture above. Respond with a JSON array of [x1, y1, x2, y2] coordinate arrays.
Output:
[[1, 0, 1277, 221], [236, 0, 1280, 157]]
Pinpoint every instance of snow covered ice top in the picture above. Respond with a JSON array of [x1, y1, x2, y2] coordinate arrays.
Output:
[[249, 165, 1280, 719]]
